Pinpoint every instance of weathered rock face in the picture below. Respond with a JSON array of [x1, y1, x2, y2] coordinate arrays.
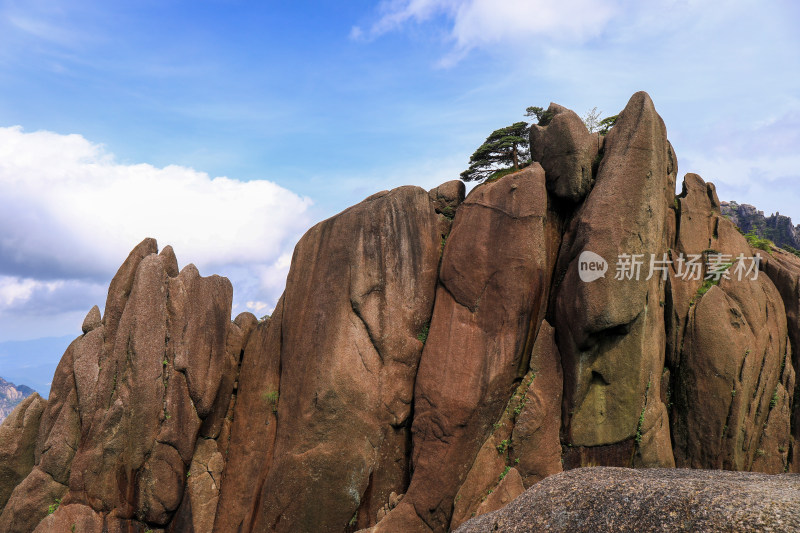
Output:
[[664, 172, 795, 474], [761, 248, 800, 472], [233, 186, 442, 533], [454, 467, 800, 533], [0, 332, 81, 533], [471, 467, 524, 519], [81, 305, 102, 334], [449, 321, 563, 530], [530, 103, 600, 202], [509, 321, 563, 487], [0, 394, 46, 511], [373, 165, 560, 532], [673, 275, 792, 470], [428, 179, 465, 216], [554, 92, 675, 469], [2, 91, 799, 532], [0, 239, 256, 533], [665, 173, 740, 370], [212, 303, 283, 533]]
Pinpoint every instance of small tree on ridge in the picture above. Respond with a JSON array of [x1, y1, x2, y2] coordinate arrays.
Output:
[[459, 121, 530, 182]]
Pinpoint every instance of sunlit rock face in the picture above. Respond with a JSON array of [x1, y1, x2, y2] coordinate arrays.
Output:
[[0, 239, 256, 533], [1, 92, 797, 533]]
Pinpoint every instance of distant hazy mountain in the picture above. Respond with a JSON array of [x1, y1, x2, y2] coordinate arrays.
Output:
[[0, 335, 73, 399], [0, 376, 34, 424], [721, 201, 800, 251]]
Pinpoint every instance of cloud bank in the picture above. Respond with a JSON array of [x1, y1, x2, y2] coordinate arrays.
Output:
[[680, 110, 800, 217], [0, 125, 312, 337], [353, 0, 617, 64]]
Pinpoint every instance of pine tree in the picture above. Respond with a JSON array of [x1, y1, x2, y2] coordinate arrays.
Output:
[[524, 106, 553, 125], [597, 114, 618, 135], [459, 121, 530, 183]]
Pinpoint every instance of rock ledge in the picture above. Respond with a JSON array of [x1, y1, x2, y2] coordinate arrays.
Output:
[[455, 467, 800, 533]]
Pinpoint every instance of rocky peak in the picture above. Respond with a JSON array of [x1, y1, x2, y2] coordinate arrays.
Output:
[[721, 200, 800, 250], [1, 92, 798, 533]]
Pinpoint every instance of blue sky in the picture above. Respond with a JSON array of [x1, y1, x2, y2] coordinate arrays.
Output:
[[1, 0, 799, 394]]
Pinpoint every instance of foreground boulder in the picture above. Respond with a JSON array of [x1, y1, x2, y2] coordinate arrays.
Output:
[[455, 467, 800, 532]]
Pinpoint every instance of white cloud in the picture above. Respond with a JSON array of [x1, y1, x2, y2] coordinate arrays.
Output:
[[356, 0, 617, 63], [680, 150, 800, 219], [0, 125, 312, 332], [0, 276, 60, 307], [246, 301, 269, 313], [680, 109, 800, 193]]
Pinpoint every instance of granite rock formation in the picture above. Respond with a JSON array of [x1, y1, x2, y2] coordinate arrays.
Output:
[[0, 91, 798, 532], [0, 239, 257, 533], [454, 467, 800, 532], [529, 102, 601, 203], [0, 394, 46, 512]]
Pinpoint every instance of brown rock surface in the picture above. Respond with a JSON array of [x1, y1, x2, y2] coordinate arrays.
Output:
[[0, 393, 46, 512], [101, 237, 158, 351], [0, 468, 68, 533], [376, 165, 559, 532], [530, 102, 600, 202], [68, 252, 183, 521], [212, 303, 284, 532], [450, 322, 563, 530], [450, 433, 510, 529], [472, 467, 524, 519], [0, 238, 252, 532], [661, 172, 795, 474], [171, 439, 225, 533], [673, 174, 748, 256], [0, 336, 80, 532], [429, 180, 465, 245], [455, 467, 800, 533], [449, 376, 526, 529], [248, 186, 441, 532], [554, 92, 674, 465], [510, 321, 563, 487], [428, 179, 465, 215], [33, 503, 104, 533], [81, 305, 102, 334], [672, 266, 793, 472], [3, 92, 800, 532], [761, 248, 800, 472], [665, 173, 752, 370]]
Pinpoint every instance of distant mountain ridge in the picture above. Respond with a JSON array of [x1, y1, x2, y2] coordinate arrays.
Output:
[[0, 335, 73, 398], [0, 377, 34, 424], [721, 200, 800, 251]]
